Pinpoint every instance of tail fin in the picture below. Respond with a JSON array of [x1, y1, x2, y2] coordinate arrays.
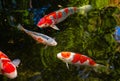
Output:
[[17, 24, 24, 30], [93, 64, 107, 73], [78, 5, 92, 16], [17, 24, 28, 33]]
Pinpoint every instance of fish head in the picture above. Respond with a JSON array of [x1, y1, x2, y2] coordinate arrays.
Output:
[[47, 38, 57, 46], [0, 51, 9, 59], [1, 62, 17, 79], [37, 17, 52, 28], [57, 52, 74, 63]]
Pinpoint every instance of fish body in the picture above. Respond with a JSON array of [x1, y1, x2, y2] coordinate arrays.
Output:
[[17, 24, 57, 46], [37, 5, 92, 30], [0, 51, 20, 79], [57, 52, 103, 70]]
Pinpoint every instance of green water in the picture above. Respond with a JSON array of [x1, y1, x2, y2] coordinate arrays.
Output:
[[0, 0, 120, 81]]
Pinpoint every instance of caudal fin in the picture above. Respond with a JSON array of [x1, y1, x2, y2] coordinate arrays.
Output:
[[93, 64, 107, 73], [17, 24, 25, 31], [78, 5, 92, 16]]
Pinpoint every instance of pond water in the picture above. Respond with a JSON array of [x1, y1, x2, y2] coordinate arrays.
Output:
[[0, 0, 120, 81]]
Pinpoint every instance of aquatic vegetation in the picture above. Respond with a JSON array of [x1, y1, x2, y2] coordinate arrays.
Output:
[[0, 0, 120, 81]]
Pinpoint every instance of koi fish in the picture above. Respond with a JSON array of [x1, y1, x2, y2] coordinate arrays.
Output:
[[37, 5, 92, 30], [17, 24, 57, 46], [0, 51, 20, 79], [57, 52, 104, 71]]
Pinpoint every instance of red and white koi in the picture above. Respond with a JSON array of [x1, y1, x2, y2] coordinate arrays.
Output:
[[57, 52, 104, 70], [37, 5, 92, 30], [0, 51, 20, 79], [17, 24, 57, 46]]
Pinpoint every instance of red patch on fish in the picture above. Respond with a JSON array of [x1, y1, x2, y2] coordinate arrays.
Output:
[[47, 12, 57, 19], [64, 8, 69, 14], [1, 59, 11, 63], [36, 38, 44, 43], [72, 54, 84, 63], [71, 54, 80, 63], [2, 62, 15, 73], [61, 52, 71, 58], [73, 7, 77, 12], [57, 12, 62, 19], [0, 51, 9, 59], [37, 18, 45, 26], [87, 57, 96, 65], [72, 54, 96, 65]]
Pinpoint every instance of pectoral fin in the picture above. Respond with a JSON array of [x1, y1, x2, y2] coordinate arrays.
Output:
[[66, 62, 69, 69], [50, 25, 60, 30], [12, 59, 21, 67], [44, 45, 48, 49]]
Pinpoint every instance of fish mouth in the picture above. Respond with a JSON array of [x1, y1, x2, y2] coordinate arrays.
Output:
[[53, 42, 57, 46], [57, 53, 67, 62], [57, 53, 61, 59], [57, 53, 65, 59], [50, 41, 57, 46]]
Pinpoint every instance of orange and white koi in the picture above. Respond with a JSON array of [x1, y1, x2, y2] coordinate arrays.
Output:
[[37, 5, 92, 30], [57, 52, 104, 71], [17, 24, 57, 46], [0, 51, 20, 79]]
